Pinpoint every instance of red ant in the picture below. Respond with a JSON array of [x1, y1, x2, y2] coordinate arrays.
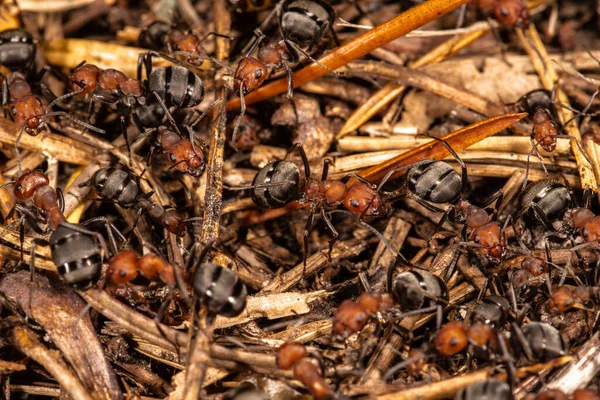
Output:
[[225, 143, 392, 268], [331, 292, 394, 341], [2, 71, 104, 170], [276, 342, 334, 400], [515, 90, 593, 188], [545, 285, 600, 314], [231, 27, 338, 151], [138, 20, 233, 70]]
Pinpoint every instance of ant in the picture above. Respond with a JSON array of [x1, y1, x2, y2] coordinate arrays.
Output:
[[332, 266, 449, 341], [515, 89, 593, 188], [276, 342, 334, 400], [231, 0, 341, 150], [456, 379, 511, 400], [544, 285, 600, 315], [83, 163, 189, 236], [0, 169, 123, 289], [2, 71, 105, 171], [138, 20, 232, 70], [225, 143, 391, 268]]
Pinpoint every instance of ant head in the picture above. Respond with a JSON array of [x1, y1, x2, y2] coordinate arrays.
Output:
[[331, 299, 368, 342], [163, 209, 187, 236], [169, 141, 206, 177], [234, 57, 268, 96], [343, 182, 387, 218], [547, 287, 576, 314], [434, 321, 468, 357], [12, 96, 45, 133], [356, 292, 394, 314], [276, 342, 307, 370], [470, 222, 506, 261], [14, 169, 48, 200], [494, 0, 529, 28], [521, 256, 547, 277], [69, 64, 100, 95], [107, 249, 139, 285]]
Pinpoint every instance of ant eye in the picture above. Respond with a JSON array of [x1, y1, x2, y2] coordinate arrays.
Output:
[[350, 199, 359, 208], [170, 154, 177, 162], [500, 8, 508, 16], [254, 69, 263, 78], [582, 228, 588, 237], [120, 270, 127, 277], [11, 107, 17, 115], [35, 98, 42, 106], [16, 185, 21, 191], [474, 235, 480, 243]]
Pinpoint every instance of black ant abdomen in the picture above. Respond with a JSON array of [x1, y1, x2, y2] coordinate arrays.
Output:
[[50, 225, 103, 290], [0, 29, 36, 75], [250, 160, 302, 209], [391, 269, 449, 311], [407, 160, 463, 205], [193, 262, 248, 318], [148, 66, 204, 109], [471, 295, 510, 328], [455, 379, 511, 400], [91, 165, 142, 207]]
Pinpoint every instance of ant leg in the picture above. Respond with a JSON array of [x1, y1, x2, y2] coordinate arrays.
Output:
[[120, 115, 132, 167], [321, 158, 332, 181], [231, 86, 246, 152], [285, 40, 339, 75], [80, 218, 123, 254], [2, 78, 9, 118], [285, 143, 311, 179], [165, 167, 192, 200], [511, 322, 534, 361], [72, 303, 93, 340], [406, 192, 445, 214], [302, 212, 316, 276], [530, 203, 556, 232], [320, 208, 339, 261], [56, 187, 65, 214], [14, 125, 25, 175], [282, 62, 299, 126]]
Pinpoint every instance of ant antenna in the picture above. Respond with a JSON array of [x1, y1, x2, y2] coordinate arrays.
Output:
[[45, 88, 84, 114], [43, 111, 106, 134]]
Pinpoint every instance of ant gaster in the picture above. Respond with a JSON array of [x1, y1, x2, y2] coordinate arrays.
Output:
[[191, 241, 248, 320], [0, 29, 37, 75]]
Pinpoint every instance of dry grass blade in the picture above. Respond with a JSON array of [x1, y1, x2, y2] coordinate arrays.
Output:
[[346, 61, 502, 117], [225, 0, 472, 110], [0, 118, 95, 165], [338, 24, 490, 138], [516, 25, 597, 193], [355, 113, 527, 184], [43, 39, 176, 78]]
